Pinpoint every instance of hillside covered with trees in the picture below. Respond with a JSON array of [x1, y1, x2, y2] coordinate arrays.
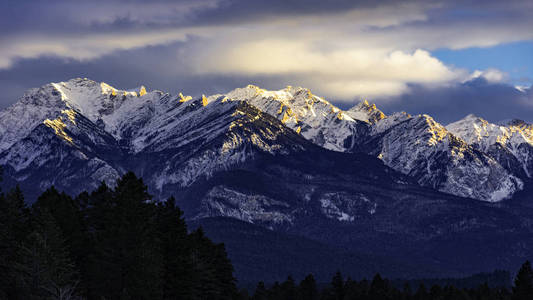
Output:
[[1, 171, 532, 299]]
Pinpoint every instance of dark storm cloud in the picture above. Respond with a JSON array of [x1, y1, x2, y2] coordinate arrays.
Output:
[[2, 0, 530, 37], [1, 0, 506, 36], [374, 79, 533, 124], [0, 0, 532, 124], [0, 0, 389, 35]]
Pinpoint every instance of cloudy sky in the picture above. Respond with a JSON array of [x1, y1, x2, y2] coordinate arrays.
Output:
[[0, 0, 532, 123]]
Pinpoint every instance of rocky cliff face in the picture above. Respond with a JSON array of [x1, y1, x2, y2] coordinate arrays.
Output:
[[359, 113, 522, 202], [206, 84, 525, 201], [0, 79, 310, 201], [1, 78, 530, 203], [447, 114, 533, 179]]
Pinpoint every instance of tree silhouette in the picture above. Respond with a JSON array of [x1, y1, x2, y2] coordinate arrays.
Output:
[[513, 260, 533, 300], [16, 209, 78, 299], [298, 274, 318, 300]]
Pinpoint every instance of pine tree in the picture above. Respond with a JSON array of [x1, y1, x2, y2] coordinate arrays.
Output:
[[331, 271, 344, 300], [253, 281, 268, 300], [414, 283, 428, 300], [343, 278, 364, 300], [156, 196, 195, 299], [4, 186, 29, 239], [280, 275, 297, 300], [429, 285, 442, 299], [402, 282, 412, 300], [298, 274, 319, 300], [34, 187, 87, 268], [0, 186, 30, 298], [237, 288, 250, 300], [268, 281, 282, 299], [512, 261, 533, 300], [84, 181, 118, 298], [114, 172, 163, 299], [85, 173, 164, 299], [118, 172, 162, 298], [369, 273, 392, 300], [189, 227, 237, 299], [16, 209, 79, 299]]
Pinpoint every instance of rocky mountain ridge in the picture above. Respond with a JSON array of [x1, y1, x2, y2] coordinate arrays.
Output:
[[1, 78, 531, 202], [208, 83, 526, 202]]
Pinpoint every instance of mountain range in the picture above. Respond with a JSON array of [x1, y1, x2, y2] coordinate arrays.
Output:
[[1, 78, 533, 282]]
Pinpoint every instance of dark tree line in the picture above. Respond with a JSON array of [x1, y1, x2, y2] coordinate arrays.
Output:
[[246, 264, 533, 300], [1, 169, 533, 299], [0, 172, 237, 299]]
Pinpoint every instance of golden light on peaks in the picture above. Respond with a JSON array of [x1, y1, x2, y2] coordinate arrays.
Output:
[[306, 90, 314, 99], [61, 109, 77, 125], [281, 112, 290, 124], [51, 83, 68, 101], [139, 86, 147, 97], [100, 82, 117, 96], [43, 117, 74, 144], [179, 92, 192, 102], [425, 116, 448, 146], [202, 94, 208, 106], [295, 126, 302, 134], [277, 103, 285, 115]]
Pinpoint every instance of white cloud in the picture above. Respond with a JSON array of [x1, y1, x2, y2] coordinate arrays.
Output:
[[185, 37, 462, 98], [466, 69, 508, 83]]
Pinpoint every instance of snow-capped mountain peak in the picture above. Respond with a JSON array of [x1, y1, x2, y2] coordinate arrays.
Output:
[[226, 84, 295, 102], [447, 114, 533, 148], [50, 78, 156, 122], [0, 78, 165, 152], [358, 111, 524, 202], [345, 100, 386, 124], [220, 84, 362, 151], [447, 114, 496, 144], [447, 114, 533, 178]]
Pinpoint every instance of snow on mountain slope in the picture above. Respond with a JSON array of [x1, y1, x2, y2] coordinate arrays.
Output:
[[345, 100, 386, 124], [216, 85, 523, 201], [363, 113, 523, 202], [48, 78, 168, 142], [0, 109, 123, 197], [0, 78, 154, 152], [139, 99, 311, 193], [160, 84, 526, 202], [0, 84, 66, 153], [447, 115, 533, 178], [217, 85, 369, 152], [0, 79, 312, 201], [0, 78, 528, 202]]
